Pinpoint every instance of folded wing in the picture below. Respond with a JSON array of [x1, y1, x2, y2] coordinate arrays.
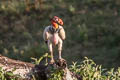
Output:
[[59, 28, 66, 40]]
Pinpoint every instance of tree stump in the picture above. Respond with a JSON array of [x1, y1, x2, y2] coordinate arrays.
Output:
[[33, 59, 82, 80]]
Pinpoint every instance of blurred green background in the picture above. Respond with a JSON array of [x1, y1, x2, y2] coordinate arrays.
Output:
[[0, 0, 120, 69]]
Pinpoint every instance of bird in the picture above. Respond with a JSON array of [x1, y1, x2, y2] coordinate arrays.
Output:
[[43, 16, 66, 64]]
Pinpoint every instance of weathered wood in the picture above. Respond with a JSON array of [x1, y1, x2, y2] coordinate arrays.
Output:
[[0, 55, 82, 80], [0, 54, 35, 79], [33, 59, 82, 80]]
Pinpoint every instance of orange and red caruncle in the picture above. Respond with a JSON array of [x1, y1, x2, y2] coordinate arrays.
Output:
[[51, 16, 63, 29]]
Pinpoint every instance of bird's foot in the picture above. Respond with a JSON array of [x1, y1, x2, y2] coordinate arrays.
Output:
[[59, 57, 65, 62], [49, 59, 55, 64]]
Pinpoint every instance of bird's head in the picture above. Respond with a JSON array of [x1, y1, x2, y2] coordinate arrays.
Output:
[[51, 16, 63, 29]]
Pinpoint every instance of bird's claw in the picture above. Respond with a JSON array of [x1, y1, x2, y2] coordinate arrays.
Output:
[[49, 59, 55, 64], [59, 58, 64, 62]]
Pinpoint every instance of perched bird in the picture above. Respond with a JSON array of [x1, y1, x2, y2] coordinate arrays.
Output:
[[43, 16, 66, 64]]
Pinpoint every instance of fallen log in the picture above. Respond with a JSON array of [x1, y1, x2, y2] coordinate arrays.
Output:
[[0, 55, 82, 80]]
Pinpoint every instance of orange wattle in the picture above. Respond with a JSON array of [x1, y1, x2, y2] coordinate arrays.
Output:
[[51, 21, 58, 29]]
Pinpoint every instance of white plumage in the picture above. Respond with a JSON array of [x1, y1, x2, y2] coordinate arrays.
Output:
[[43, 25, 66, 63]]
